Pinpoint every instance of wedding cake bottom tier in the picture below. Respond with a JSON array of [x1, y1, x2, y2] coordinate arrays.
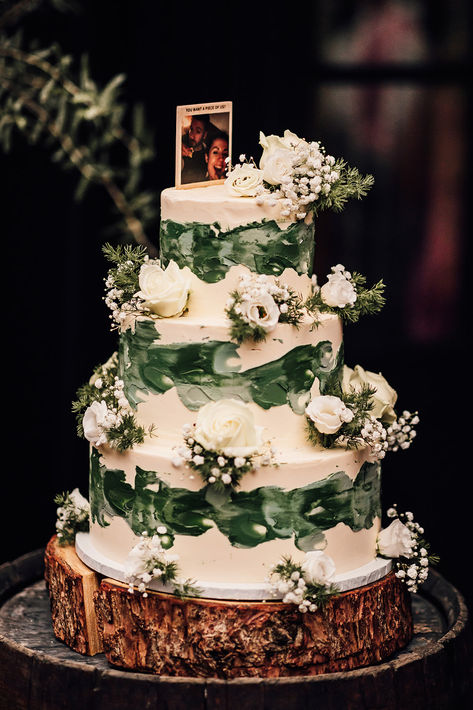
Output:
[[88, 443, 382, 591], [92, 572, 413, 678]]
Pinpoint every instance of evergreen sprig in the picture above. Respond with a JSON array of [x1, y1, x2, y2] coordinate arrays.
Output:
[[103, 242, 147, 301], [305, 272, 386, 324], [0, 22, 157, 252], [314, 160, 375, 215]]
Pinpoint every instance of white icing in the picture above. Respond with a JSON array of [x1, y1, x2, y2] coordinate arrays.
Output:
[[161, 185, 297, 230]]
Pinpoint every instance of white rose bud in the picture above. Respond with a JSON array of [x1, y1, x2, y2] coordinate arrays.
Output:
[[82, 400, 109, 447], [343, 364, 398, 423], [194, 399, 263, 457], [320, 271, 357, 308], [136, 260, 191, 318], [305, 395, 351, 435], [377, 519, 414, 558], [261, 147, 294, 186], [301, 551, 336, 586]]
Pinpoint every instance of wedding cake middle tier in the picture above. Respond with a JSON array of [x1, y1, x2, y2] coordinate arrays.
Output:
[[118, 265, 343, 447]]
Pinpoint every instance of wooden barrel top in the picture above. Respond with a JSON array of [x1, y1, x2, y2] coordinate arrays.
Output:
[[0, 548, 472, 710]]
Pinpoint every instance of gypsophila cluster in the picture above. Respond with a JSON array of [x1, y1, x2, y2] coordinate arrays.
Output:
[[124, 531, 200, 598], [102, 243, 151, 329], [72, 352, 150, 452], [256, 136, 340, 219], [385, 411, 419, 452], [267, 555, 339, 613], [379, 505, 439, 593], [172, 423, 272, 490], [54, 489, 90, 546], [225, 272, 304, 344], [359, 415, 389, 460]]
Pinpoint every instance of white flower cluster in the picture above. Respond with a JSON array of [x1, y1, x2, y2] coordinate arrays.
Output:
[[176, 423, 256, 487], [257, 131, 339, 219], [226, 272, 301, 335], [104, 258, 191, 329], [359, 415, 389, 460], [171, 400, 272, 487], [55, 489, 89, 543], [124, 531, 179, 597], [317, 264, 357, 309], [225, 130, 339, 219], [385, 411, 419, 452], [267, 551, 337, 613], [378, 506, 432, 593], [82, 376, 131, 448], [104, 261, 147, 329]]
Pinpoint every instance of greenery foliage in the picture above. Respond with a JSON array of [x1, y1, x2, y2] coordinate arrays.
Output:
[[0, 3, 157, 252]]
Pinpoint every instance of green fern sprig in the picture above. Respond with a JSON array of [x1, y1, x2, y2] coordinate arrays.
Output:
[[313, 160, 375, 215]]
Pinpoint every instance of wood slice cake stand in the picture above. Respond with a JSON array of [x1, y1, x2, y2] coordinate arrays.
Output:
[[0, 541, 472, 710]]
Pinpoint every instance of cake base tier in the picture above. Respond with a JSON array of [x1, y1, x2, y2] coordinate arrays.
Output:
[[1, 548, 472, 708], [75, 531, 392, 600]]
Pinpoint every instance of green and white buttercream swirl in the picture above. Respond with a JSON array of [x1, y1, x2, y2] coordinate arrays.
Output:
[[159, 218, 315, 283], [119, 320, 343, 412], [90, 450, 381, 552]]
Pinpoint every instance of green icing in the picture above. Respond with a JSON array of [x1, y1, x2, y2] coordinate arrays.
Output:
[[90, 451, 381, 551], [159, 218, 315, 283], [119, 319, 343, 412]]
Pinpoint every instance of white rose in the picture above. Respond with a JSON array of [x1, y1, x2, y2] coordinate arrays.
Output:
[[343, 364, 398, 423], [282, 129, 306, 150], [301, 551, 336, 586], [259, 131, 290, 168], [83, 400, 109, 447], [261, 148, 294, 186], [239, 291, 280, 332], [68, 488, 89, 514], [320, 272, 357, 308], [137, 260, 191, 317], [377, 519, 414, 558], [225, 164, 264, 197], [194, 399, 263, 457], [305, 395, 352, 435]]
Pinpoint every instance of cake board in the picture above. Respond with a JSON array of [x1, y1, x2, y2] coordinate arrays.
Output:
[[1, 548, 472, 709]]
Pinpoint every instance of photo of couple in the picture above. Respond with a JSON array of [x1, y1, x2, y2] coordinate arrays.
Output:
[[176, 102, 232, 186]]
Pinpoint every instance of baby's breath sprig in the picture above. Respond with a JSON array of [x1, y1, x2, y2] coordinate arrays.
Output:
[[54, 489, 90, 546], [225, 273, 305, 345], [378, 505, 439, 593], [305, 266, 385, 324], [102, 242, 152, 328], [174, 423, 265, 491], [267, 555, 339, 613], [124, 532, 201, 598], [72, 352, 149, 452]]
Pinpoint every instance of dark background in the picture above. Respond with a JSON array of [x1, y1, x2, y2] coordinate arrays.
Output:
[[2, 1, 472, 609]]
